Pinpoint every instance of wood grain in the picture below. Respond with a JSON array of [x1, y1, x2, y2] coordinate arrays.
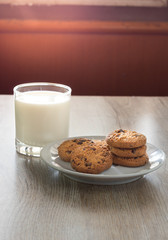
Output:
[[0, 95, 168, 240]]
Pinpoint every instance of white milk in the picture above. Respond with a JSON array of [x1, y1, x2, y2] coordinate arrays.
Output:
[[15, 91, 70, 147]]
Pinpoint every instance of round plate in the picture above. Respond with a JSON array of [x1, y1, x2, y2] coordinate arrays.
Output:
[[40, 136, 165, 185]]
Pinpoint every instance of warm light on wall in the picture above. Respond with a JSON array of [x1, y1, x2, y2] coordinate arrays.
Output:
[[0, 0, 166, 7]]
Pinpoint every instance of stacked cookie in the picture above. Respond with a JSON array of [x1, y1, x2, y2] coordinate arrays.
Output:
[[58, 138, 113, 174], [106, 129, 149, 167]]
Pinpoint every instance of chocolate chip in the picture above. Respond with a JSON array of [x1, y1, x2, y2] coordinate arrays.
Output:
[[131, 149, 136, 154], [85, 162, 92, 167], [77, 141, 86, 145], [102, 152, 108, 157], [72, 139, 87, 144], [66, 150, 72, 154], [91, 148, 96, 151], [117, 129, 125, 133]]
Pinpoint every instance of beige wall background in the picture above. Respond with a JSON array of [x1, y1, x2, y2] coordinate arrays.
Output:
[[0, 0, 167, 7]]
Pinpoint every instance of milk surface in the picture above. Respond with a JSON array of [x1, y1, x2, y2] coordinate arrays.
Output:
[[15, 91, 70, 147]]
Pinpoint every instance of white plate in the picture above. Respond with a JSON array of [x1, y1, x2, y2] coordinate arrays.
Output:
[[40, 136, 165, 185]]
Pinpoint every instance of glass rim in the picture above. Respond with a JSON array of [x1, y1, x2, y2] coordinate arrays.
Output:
[[13, 82, 72, 95]]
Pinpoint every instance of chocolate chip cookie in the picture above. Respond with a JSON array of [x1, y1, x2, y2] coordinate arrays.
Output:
[[106, 129, 146, 149], [70, 142, 113, 174], [112, 153, 149, 167], [57, 138, 94, 162], [110, 145, 147, 158]]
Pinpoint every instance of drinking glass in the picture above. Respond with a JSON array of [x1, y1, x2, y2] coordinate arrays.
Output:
[[14, 82, 71, 157]]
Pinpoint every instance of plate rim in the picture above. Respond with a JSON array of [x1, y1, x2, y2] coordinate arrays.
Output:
[[40, 135, 166, 180]]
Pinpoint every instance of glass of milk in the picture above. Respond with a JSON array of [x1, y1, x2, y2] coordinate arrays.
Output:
[[14, 82, 71, 157]]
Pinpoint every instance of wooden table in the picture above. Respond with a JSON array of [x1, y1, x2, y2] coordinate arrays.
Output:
[[0, 95, 168, 240]]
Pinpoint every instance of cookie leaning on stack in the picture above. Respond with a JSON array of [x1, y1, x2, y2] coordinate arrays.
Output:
[[106, 129, 149, 167], [57, 138, 94, 162]]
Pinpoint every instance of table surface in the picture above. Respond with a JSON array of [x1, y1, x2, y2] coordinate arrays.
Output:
[[0, 95, 168, 240]]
